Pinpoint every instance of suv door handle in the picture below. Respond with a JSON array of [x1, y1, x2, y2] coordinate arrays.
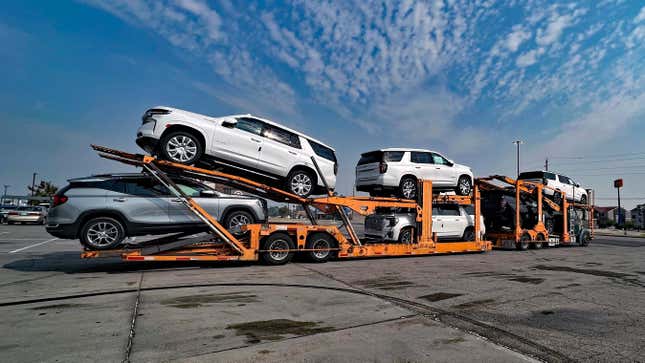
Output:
[[113, 198, 126, 202], [251, 138, 261, 143], [415, 166, 421, 169], [171, 198, 183, 202], [435, 167, 441, 169], [289, 151, 297, 155]]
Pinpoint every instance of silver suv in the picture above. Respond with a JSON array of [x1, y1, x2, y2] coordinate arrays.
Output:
[[46, 173, 267, 250]]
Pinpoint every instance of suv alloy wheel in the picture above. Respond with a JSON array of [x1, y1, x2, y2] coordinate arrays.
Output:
[[160, 131, 203, 165]]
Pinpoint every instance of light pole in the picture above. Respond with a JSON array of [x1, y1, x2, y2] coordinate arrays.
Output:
[[512, 140, 523, 177], [2, 185, 9, 205], [31, 172, 38, 196]]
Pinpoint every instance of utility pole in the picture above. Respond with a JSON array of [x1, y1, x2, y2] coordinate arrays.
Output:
[[31, 172, 38, 196], [512, 140, 523, 177], [545, 157, 549, 171]]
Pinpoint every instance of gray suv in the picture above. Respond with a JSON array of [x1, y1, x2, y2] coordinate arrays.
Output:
[[46, 173, 267, 250]]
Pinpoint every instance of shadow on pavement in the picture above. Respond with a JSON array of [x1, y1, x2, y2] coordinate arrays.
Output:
[[3, 252, 252, 274]]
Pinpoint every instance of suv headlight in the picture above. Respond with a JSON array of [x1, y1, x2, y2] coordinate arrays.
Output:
[[142, 108, 171, 124]]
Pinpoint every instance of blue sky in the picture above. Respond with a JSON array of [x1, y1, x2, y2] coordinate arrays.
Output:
[[1, 0, 644, 208]]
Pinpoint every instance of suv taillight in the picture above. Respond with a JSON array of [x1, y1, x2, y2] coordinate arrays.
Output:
[[334, 163, 338, 175], [142, 108, 171, 124], [379, 162, 388, 174], [53, 195, 68, 207]]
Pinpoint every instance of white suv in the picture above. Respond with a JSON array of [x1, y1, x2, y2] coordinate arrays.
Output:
[[355, 149, 474, 199], [517, 171, 588, 204], [136, 107, 337, 197], [364, 205, 485, 243]]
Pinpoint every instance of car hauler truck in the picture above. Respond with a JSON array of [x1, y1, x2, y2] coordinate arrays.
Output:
[[477, 175, 593, 250], [82, 145, 491, 264]]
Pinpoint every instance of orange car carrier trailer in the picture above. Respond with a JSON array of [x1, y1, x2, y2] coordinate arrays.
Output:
[[81, 145, 491, 264], [477, 175, 593, 250]]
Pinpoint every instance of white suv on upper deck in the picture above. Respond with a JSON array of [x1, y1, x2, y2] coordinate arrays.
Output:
[[355, 148, 474, 199], [517, 171, 588, 204], [136, 107, 337, 197]]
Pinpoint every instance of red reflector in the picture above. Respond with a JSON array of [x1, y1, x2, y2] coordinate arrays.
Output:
[[176, 257, 190, 261], [127, 256, 145, 261], [53, 195, 68, 207]]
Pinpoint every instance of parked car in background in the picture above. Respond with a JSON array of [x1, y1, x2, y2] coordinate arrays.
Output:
[[517, 171, 588, 204], [136, 107, 338, 197], [364, 205, 485, 243], [355, 149, 474, 199], [46, 173, 267, 250], [7, 206, 48, 225], [0, 205, 18, 224]]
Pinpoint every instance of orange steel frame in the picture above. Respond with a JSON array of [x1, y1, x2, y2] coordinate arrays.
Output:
[[82, 145, 491, 262], [477, 175, 593, 247]]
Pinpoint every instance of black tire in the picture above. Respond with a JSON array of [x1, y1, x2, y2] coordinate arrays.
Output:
[[223, 210, 255, 236], [579, 231, 590, 247], [7, 221, 14, 225], [462, 227, 475, 241], [398, 227, 415, 244], [533, 234, 545, 249], [515, 233, 530, 250], [544, 217, 554, 235], [456, 176, 472, 196], [260, 232, 296, 265], [580, 195, 587, 205], [286, 169, 316, 198], [305, 232, 337, 262], [79, 217, 125, 250], [399, 176, 418, 200], [159, 131, 203, 165], [552, 190, 562, 206]]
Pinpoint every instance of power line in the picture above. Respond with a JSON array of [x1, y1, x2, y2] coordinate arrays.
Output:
[[548, 156, 645, 166], [568, 172, 645, 176], [552, 164, 645, 172], [549, 151, 645, 160]]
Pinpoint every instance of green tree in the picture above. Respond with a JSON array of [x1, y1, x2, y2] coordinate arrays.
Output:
[[27, 180, 58, 198]]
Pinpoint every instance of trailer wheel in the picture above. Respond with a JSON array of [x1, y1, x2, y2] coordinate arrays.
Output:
[[305, 232, 337, 263], [579, 231, 590, 247], [515, 233, 530, 251], [462, 227, 475, 241], [260, 232, 295, 265], [533, 234, 545, 249], [552, 190, 562, 206]]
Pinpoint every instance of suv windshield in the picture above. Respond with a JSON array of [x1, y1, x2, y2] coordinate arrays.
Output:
[[308, 140, 337, 162]]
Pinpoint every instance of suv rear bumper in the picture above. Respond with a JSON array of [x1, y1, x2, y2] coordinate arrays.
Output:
[[46, 223, 78, 239]]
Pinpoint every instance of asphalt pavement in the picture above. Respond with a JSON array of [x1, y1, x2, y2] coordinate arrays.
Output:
[[1, 224, 644, 362]]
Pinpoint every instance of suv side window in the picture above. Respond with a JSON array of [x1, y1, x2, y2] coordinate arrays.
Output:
[[559, 175, 573, 185], [437, 205, 460, 216], [431, 153, 449, 165], [124, 178, 170, 197], [263, 125, 301, 149], [234, 118, 263, 136], [411, 152, 433, 164], [172, 179, 208, 197], [544, 172, 556, 181]]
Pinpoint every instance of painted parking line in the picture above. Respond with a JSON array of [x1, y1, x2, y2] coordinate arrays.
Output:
[[8, 238, 58, 254]]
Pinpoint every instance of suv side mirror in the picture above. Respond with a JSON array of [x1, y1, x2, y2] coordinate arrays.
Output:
[[221, 119, 237, 128], [575, 183, 580, 187], [200, 190, 217, 198], [447, 159, 454, 166]]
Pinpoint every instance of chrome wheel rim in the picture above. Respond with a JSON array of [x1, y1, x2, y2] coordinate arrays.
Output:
[[87, 222, 119, 247], [291, 173, 312, 196], [459, 179, 471, 195], [311, 238, 330, 259], [268, 239, 290, 261], [402, 180, 416, 199], [166, 135, 197, 162], [228, 213, 251, 235]]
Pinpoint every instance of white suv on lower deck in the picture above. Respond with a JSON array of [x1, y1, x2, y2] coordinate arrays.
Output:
[[136, 107, 337, 197], [355, 149, 474, 199]]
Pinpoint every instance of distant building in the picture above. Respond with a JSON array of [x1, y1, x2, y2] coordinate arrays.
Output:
[[631, 204, 645, 229], [594, 206, 628, 227]]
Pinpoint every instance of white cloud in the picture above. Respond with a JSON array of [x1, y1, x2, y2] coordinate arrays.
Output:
[[505, 26, 532, 52], [536, 13, 574, 46], [636, 6, 645, 22], [516, 48, 543, 67]]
